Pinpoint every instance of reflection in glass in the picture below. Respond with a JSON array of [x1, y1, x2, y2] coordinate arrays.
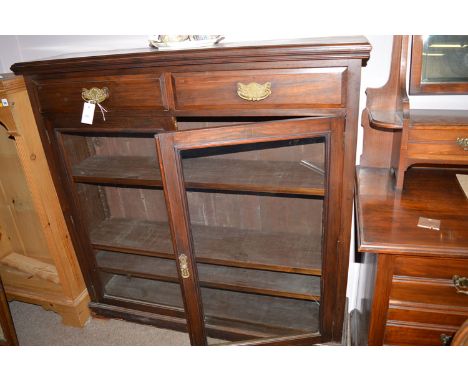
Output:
[[421, 35, 468, 83], [180, 137, 325, 343]]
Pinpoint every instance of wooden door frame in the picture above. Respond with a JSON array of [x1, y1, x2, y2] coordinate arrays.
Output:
[[156, 116, 345, 345]]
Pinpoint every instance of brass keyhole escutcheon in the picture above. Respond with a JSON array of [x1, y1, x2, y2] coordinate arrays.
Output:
[[179, 254, 190, 279]]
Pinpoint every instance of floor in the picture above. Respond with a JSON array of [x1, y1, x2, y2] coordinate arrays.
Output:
[[9, 301, 191, 345]]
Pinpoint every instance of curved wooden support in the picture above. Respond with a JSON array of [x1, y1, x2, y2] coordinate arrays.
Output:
[[361, 36, 409, 169]]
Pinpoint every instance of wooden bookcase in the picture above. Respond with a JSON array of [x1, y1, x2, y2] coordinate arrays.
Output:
[[12, 37, 371, 345]]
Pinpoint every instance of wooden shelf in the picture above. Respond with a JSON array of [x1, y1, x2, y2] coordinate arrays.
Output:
[[183, 157, 325, 196], [72, 155, 325, 196], [73, 156, 162, 187], [367, 109, 468, 131], [89, 219, 174, 258], [90, 218, 322, 275], [202, 288, 320, 339], [102, 273, 319, 339], [103, 273, 183, 309], [96, 250, 321, 300], [368, 109, 403, 130]]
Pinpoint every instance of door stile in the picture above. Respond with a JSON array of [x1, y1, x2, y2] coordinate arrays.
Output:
[[156, 133, 207, 345]]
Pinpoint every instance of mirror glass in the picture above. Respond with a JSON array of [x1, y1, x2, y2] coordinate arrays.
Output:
[[421, 35, 468, 83]]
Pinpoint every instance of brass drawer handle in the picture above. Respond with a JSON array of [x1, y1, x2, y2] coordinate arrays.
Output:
[[179, 254, 190, 279], [456, 137, 468, 151], [452, 275, 468, 295], [82, 87, 109, 104], [440, 333, 453, 346], [237, 82, 271, 101]]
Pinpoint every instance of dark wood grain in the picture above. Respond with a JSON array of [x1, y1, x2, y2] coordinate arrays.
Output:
[[34, 73, 167, 113], [101, 270, 321, 341], [11, 36, 371, 75], [90, 217, 322, 274], [90, 218, 174, 257], [387, 304, 468, 328], [355, 166, 468, 346], [172, 68, 346, 110], [72, 155, 325, 195], [357, 167, 468, 256], [96, 250, 321, 300], [384, 322, 458, 346], [360, 36, 409, 168], [14, 37, 369, 345]]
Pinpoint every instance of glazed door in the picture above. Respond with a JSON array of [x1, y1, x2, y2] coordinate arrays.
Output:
[[156, 117, 344, 345]]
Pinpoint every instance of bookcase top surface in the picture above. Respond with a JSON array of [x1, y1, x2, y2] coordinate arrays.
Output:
[[11, 36, 371, 75]]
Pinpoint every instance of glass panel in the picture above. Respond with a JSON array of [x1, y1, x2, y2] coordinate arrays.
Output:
[[75, 184, 173, 257], [421, 35, 468, 83], [181, 137, 325, 344], [100, 272, 183, 309], [61, 132, 161, 185], [60, 131, 179, 316]]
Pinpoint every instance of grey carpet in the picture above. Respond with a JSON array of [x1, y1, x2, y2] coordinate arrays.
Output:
[[9, 301, 191, 346]]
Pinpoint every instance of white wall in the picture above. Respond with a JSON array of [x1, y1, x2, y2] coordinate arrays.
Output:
[[1, 35, 467, 311]]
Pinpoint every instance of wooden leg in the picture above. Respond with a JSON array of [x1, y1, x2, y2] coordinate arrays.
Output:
[[395, 166, 406, 191], [39, 291, 91, 327]]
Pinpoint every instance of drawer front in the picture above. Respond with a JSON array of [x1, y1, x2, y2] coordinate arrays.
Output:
[[393, 256, 468, 280], [34, 74, 167, 114], [407, 142, 468, 160], [408, 128, 468, 161], [391, 277, 468, 308], [409, 128, 468, 142], [390, 256, 468, 309], [172, 68, 347, 110], [384, 322, 457, 346], [387, 305, 468, 328]]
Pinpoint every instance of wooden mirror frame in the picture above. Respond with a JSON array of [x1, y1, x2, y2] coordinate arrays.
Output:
[[410, 35, 468, 95]]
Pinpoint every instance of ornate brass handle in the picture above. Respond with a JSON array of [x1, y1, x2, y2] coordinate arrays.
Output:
[[178, 254, 190, 279], [456, 137, 468, 151], [82, 87, 109, 104], [453, 275, 468, 295], [440, 333, 453, 346], [237, 82, 271, 101]]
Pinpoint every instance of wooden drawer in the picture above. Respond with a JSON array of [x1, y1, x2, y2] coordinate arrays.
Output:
[[384, 322, 457, 346], [409, 127, 468, 142], [393, 256, 468, 280], [387, 305, 468, 328], [391, 277, 468, 308], [171, 68, 347, 110], [407, 127, 468, 161], [407, 142, 467, 160], [34, 73, 167, 114], [391, 256, 468, 309]]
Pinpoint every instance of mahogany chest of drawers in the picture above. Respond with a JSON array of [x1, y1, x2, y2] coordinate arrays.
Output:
[[355, 167, 468, 345]]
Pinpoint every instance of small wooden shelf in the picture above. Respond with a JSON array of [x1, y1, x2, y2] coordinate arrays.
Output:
[[90, 218, 322, 275], [96, 250, 321, 300], [368, 109, 403, 130], [102, 273, 320, 339], [73, 155, 325, 196]]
